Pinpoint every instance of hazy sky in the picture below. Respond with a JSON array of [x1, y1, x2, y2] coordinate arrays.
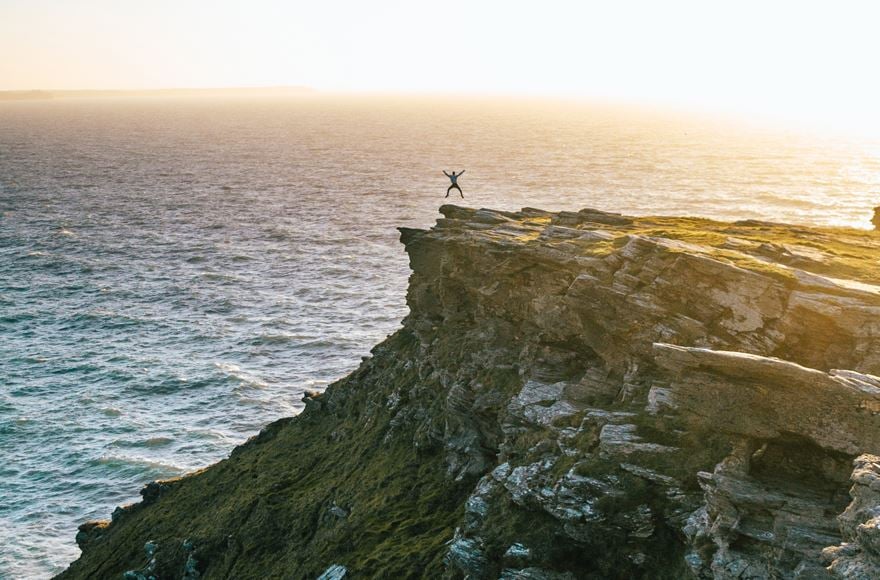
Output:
[[3, 0, 880, 127]]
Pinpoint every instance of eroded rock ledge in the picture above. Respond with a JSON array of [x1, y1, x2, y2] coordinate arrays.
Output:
[[59, 206, 880, 579]]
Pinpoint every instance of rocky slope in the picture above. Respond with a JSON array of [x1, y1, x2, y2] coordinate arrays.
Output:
[[59, 205, 880, 579]]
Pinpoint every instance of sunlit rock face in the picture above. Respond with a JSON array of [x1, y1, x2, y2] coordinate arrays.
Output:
[[60, 206, 880, 579]]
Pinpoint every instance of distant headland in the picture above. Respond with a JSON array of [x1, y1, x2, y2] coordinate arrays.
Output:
[[0, 86, 315, 101]]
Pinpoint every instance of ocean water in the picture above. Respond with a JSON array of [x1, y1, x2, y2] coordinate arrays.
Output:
[[1, 95, 878, 578]]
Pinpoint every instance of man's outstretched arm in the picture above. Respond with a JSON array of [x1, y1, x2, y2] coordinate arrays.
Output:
[[442, 170, 450, 176], [459, 169, 466, 175]]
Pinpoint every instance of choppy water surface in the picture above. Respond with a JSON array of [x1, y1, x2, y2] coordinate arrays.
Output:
[[1, 96, 878, 578]]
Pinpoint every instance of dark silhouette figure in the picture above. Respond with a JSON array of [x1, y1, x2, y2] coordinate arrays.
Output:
[[444, 170, 465, 198], [873, 206, 880, 230]]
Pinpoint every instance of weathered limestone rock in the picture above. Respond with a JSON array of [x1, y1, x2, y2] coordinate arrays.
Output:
[[653, 344, 880, 455], [316, 564, 348, 580], [823, 455, 880, 578]]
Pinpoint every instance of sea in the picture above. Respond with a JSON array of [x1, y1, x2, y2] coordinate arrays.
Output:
[[1, 95, 878, 578]]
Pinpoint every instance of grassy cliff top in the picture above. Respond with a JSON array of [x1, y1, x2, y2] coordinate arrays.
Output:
[[433, 205, 880, 291]]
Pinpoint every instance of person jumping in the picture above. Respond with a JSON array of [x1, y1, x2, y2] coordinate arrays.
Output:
[[443, 170, 465, 198]]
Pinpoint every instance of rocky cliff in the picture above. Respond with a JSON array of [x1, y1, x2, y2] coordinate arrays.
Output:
[[60, 205, 880, 579]]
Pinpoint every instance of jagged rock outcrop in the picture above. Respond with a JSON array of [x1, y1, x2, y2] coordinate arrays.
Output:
[[822, 455, 880, 578], [59, 205, 880, 579]]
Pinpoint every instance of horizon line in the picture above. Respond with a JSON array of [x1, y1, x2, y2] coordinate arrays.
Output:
[[2, 86, 876, 139], [0, 86, 317, 100]]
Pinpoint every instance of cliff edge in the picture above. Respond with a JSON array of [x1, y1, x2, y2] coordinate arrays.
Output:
[[60, 205, 880, 579]]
